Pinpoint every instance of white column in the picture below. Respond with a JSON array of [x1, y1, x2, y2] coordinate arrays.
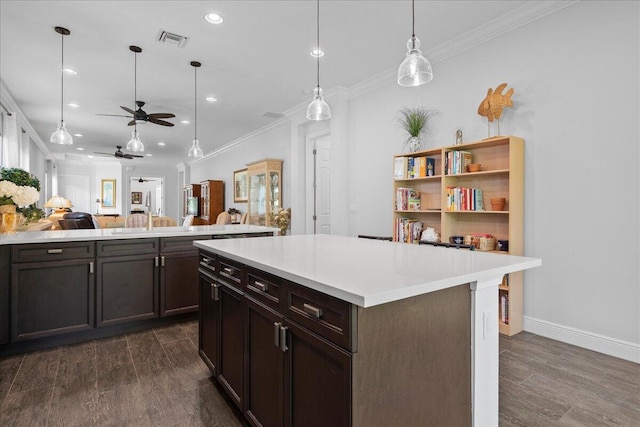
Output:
[[470, 277, 502, 427]]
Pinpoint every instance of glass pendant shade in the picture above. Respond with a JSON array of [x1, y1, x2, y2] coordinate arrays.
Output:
[[50, 120, 73, 145], [397, 36, 433, 87], [126, 128, 144, 152], [188, 138, 203, 159], [306, 87, 331, 121]]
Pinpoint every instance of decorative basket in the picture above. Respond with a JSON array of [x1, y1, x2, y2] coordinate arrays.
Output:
[[464, 234, 495, 251]]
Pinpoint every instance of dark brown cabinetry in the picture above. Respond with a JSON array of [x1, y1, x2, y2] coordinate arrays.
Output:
[[198, 253, 218, 373], [96, 239, 159, 327], [0, 246, 9, 345], [200, 180, 225, 225], [217, 276, 245, 409], [10, 242, 95, 341]]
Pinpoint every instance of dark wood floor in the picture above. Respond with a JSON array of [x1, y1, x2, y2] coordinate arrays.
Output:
[[0, 322, 638, 426]]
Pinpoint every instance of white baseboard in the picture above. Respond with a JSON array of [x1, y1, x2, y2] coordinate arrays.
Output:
[[524, 316, 640, 363]]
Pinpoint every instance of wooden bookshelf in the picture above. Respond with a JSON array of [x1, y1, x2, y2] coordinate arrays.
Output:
[[392, 136, 525, 336]]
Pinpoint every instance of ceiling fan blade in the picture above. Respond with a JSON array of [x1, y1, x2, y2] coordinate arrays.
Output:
[[96, 113, 133, 118], [127, 120, 137, 126], [94, 152, 116, 156], [123, 154, 144, 159], [120, 106, 136, 115], [148, 118, 175, 127], [148, 113, 175, 119]]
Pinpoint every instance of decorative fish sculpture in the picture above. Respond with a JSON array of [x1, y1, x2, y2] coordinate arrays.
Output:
[[478, 83, 514, 122]]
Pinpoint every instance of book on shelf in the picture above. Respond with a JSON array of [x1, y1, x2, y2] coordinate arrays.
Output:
[[395, 188, 421, 211], [394, 157, 408, 179], [500, 294, 509, 324], [426, 158, 435, 176], [445, 150, 473, 175], [393, 217, 423, 243], [417, 157, 426, 177], [445, 186, 484, 211]]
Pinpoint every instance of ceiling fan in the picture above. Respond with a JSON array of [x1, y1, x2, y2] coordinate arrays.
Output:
[[136, 177, 156, 182], [94, 146, 144, 160], [96, 46, 175, 127]]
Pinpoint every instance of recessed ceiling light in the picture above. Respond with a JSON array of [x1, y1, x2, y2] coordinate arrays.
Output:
[[62, 66, 77, 75], [310, 49, 324, 58], [204, 12, 224, 24], [158, 142, 166, 146], [76, 147, 84, 151], [67, 103, 80, 108], [206, 96, 218, 103], [87, 155, 94, 158], [181, 120, 190, 125], [74, 133, 83, 137], [146, 153, 153, 157]]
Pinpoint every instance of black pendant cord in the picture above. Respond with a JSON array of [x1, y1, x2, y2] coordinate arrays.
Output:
[[316, 0, 320, 90], [412, 0, 416, 38], [60, 32, 64, 123], [194, 66, 197, 140], [133, 51, 137, 133]]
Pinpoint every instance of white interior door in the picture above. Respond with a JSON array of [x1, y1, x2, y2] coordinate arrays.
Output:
[[58, 174, 91, 213], [305, 135, 332, 234]]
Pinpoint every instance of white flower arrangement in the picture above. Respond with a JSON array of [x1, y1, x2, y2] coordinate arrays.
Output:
[[0, 180, 39, 207]]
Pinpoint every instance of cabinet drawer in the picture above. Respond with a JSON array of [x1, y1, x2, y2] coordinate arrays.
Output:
[[285, 281, 354, 351], [199, 251, 216, 276], [11, 241, 94, 263], [218, 257, 243, 290], [245, 267, 283, 313], [161, 236, 211, 253], [97, 238, 158, 257]]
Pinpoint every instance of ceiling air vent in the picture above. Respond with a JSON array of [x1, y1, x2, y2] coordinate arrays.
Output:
[[262, 112, 286, 119], [156, 29, 189, 48]]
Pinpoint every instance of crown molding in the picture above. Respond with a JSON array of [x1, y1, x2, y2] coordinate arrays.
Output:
[[0, 79, 52, 159], [347, 0, 580, 100]]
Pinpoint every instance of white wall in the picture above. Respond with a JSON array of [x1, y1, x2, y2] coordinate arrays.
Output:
[[347, 1, 639, 358]]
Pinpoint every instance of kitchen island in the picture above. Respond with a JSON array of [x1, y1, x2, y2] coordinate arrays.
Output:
[[194, 234, 541, 427], [0, 225, 278, 356]]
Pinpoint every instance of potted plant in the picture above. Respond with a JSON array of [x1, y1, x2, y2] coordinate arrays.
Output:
[[398, 107, 435, 152], [0, 167, 42, 233]]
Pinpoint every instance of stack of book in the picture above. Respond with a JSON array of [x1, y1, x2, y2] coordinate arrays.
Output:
[[395, 188, 421, 211], [444, 150, 473, 175], [394, 156, 436, 179], [500, 294, 509, 324], [445, 186, 484, 211], [393, 218, 423, 243]]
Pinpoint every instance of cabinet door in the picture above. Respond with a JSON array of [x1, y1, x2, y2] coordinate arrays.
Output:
[[96, 254, 158, 327], [284, 320, 352, 427], [199, 270, 219, 374], [0, 246, 9, 345], [218, 282, 245, 410], [245, 298, 284, 427], [160, 251, 199, 316], [11, 259, 94, 341], [248, 173, 266, 225]]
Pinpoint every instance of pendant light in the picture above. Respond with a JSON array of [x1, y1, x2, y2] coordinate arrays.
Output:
[[397, 0, 433, 87], [50, 26, 73, 145], [125, 46, 144, 152], [188, 61, 204, 159], [306, 0, 331, 121]]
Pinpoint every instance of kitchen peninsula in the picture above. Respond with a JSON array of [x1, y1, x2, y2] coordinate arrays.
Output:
[[194, 234, 541, 426], [0, 225, 278, 356]]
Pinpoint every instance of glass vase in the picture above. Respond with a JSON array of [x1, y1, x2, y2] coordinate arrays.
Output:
[[0, 204, 19, 234]]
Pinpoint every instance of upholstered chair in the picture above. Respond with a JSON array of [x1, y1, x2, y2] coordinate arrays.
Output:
[[182, 215, 194, 227], [125, 213, 147, 228], [216, 211, 231, 224]]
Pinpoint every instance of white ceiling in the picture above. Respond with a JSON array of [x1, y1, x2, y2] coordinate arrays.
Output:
[[0, 0, 532, 166]]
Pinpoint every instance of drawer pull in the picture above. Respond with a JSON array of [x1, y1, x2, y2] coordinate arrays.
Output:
[[303, 303, 323, 319], [89, 261, 94, 274], [254, 281, 268, 292], [274, 322, 281, 348], [223, 267, 234, 276], [202, 257, 211, 264], [211, 282, 220, 301], [47, 249, 63, 254], [279, 325, 288, 352], [155, 256, 159, 267], [161, 256, 165, 267]]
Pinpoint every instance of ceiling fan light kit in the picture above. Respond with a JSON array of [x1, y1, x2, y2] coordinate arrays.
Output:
[[50, 26, 73, 145], [125, 46, 145, 152], [397, 0, 433, 87], [188, 61, 204, 159], [306, 0, 331, 121]]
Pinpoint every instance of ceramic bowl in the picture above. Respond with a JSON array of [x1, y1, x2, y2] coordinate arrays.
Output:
[[466, 163, 481, 173]]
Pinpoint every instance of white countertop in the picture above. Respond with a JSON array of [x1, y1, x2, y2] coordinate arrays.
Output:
[[194, 234, 542, 307], [0, 225, 279, 245]]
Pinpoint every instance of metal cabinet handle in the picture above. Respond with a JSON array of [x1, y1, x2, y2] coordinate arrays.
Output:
[[211, 282, 220, 301], [279, 325, 288, 352], [161, 256, 165, 267], [202, 257, 211, 264], [223, 267, 234, 275], [274, 322, 281, 348], [303, 303, 323, 319], [47, 249, 63, 254], [89, 261, 94, 274], [155, 256, 159, 267], [254, 281, 268, 292]]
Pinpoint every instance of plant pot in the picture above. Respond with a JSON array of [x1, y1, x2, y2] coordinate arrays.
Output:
[[490, 197, 506, 211], [0, 204, 19, 234], [407, 136, 423, 153]]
